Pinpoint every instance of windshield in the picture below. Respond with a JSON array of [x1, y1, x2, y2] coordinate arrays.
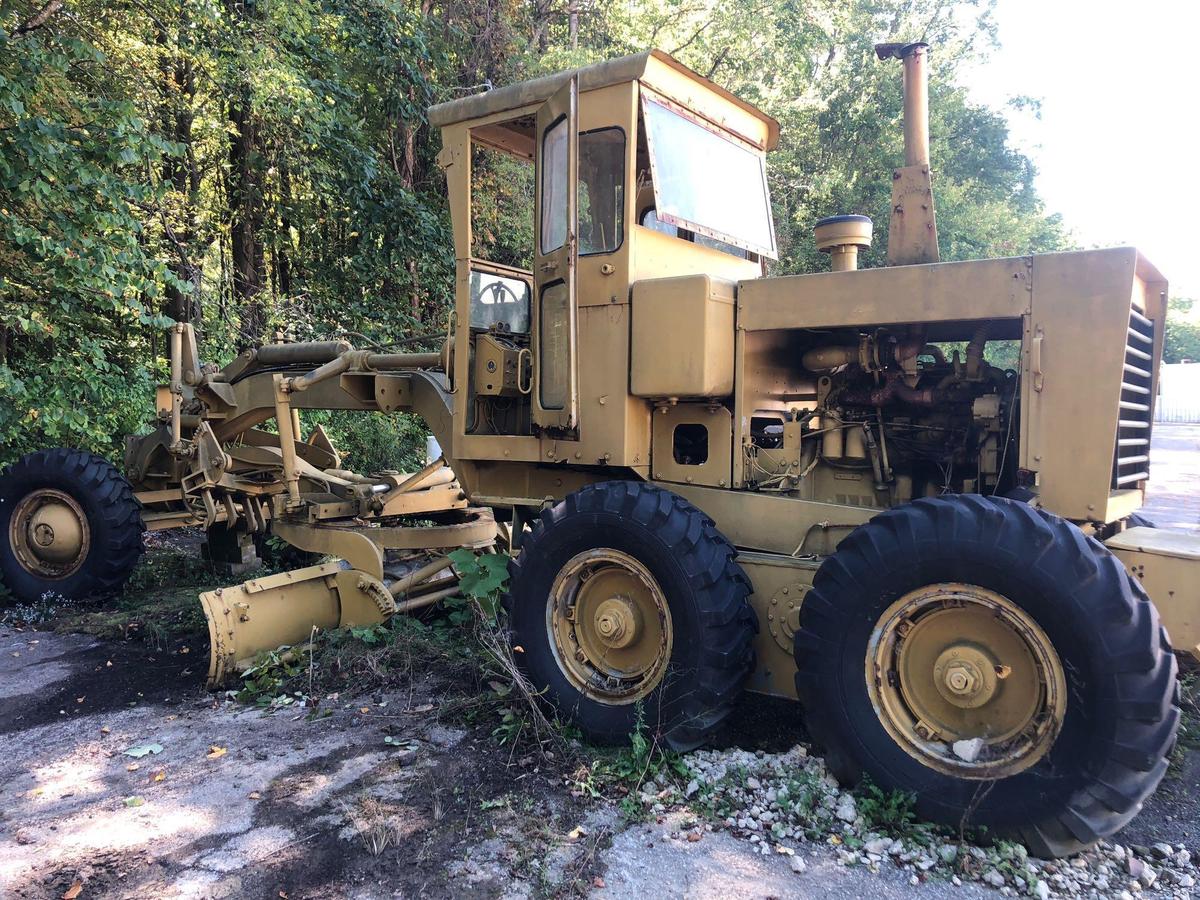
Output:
[[641, 93, 776, 258]]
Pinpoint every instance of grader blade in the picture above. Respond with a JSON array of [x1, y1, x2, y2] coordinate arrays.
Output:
[[200, 507, 499, 686], [201, 562, 396, 686]]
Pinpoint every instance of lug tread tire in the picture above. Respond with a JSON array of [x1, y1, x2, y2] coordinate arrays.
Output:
[[793, 494, 1178, 859], [506, 482, 756, 751], [0, 448, 144, 603]]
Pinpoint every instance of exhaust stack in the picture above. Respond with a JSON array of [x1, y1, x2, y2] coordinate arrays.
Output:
[[875, 41, 939, 266]]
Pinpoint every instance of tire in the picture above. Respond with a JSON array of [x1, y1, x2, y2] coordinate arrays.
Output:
[[794, 494, 1179, 858], [506, 481, 756, 750], [0, 448, 144, 604]]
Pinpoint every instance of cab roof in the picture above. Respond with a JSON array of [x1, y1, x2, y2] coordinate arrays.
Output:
[[427, 49, 780, 151]]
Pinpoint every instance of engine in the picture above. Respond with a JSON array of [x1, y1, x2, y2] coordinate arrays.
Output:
[[745, 325, 1018, 507]]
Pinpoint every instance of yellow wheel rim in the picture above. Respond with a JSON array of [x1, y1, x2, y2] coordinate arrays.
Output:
[[866, 583, 1067, 778], [9, 488, 90, 579], [547, 549, 672, 705]]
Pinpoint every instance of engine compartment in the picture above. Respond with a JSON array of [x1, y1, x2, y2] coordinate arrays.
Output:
[[744, 322, 1021, 507]]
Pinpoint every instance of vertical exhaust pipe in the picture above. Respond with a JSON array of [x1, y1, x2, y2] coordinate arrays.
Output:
[[875, 41, 939, 266]]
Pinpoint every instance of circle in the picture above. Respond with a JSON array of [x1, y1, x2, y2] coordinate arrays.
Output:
[[546, 548, 673, 705], [866, 582, 1067, 779], [9, 488, 91, 579]]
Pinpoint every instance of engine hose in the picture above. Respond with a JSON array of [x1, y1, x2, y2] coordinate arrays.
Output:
[[966, 323, 989, 379]]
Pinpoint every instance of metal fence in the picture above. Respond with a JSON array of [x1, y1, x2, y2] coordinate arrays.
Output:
[[1155, 364, 1200, 424]]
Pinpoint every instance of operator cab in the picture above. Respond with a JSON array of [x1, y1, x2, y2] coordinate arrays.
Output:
[[428, 50, 779, 473]]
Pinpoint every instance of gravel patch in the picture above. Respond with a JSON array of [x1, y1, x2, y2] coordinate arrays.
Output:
[[626, 744, 1199, 898]]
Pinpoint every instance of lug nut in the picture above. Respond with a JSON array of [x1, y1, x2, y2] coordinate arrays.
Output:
[[944, 664, 978, 695]]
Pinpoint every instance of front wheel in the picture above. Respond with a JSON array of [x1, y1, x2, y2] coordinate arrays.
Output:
[[0, 449, 144, 604], [506, 482, 757, 750], [794, 494, 1179, 858]]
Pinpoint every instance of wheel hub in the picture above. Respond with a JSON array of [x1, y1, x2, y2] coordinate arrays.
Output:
[[593, 596, 642, 649], [933, 645, 997, 707], [10, 489, 90, 578], [548, 549, 672, 705], [866, 583, 1067, 779]]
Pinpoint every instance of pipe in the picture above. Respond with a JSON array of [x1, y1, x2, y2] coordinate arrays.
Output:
[[902, 45, 930, 166], [394, 584, 461, 615], [861, 423, 888, 490], [286, 352, 359, 393], [376, 457, 449, 508], [803, 345, 860, 372], [877, 42, 931, 167], [272, 374, 302, 506], [255, 340, 352, 365], [840, 371, 939, 406], [966, 324, 989, 379], [366, 352, 443, 370], [389, 554, 455, 598]]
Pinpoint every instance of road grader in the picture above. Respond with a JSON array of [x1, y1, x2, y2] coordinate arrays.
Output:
[[2, 44, 1197, 857]]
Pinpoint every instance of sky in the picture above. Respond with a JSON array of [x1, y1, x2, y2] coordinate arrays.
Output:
[[961, 0, 1200, 300]]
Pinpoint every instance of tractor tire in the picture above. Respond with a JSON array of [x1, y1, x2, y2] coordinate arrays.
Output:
[[794, 494, 1179, 858], [0, 448, 144, 604], [506, 481, 756, 750]]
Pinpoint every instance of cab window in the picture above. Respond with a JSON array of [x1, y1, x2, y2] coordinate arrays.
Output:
[[640, 92, 776, 259], [469, 270, 531, 333], [579, 128, 625, 255]]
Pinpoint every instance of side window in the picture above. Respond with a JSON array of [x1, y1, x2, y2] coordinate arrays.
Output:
[[540, 117, 569, 254], [469, 270, 531, 333], [471, 142, 534, 270], [578, 128, 625, 255]]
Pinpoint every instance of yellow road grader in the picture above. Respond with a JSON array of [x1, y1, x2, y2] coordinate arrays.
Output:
[[3, 44, 1197, 857]]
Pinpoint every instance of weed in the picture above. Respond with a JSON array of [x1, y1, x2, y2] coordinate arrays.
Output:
[[987, 839, 1038, 886], [1166, 668, 1199, 778], [774, 769, 837, 839], [572, 705, 688, 807], [236, 646, 312, 708], [855, 776, 918, 832], [341, 796, 401, 856]]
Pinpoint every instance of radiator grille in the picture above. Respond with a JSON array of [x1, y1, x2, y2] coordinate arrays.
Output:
[[1112, 307, 1155, 489]]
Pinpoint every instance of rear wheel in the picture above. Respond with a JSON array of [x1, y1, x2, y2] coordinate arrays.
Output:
[[794, 494, 1179, 858], [506, 481, 756, 749], [0, 449, 144, 604]]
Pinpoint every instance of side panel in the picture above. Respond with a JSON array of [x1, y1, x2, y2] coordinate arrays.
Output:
[[1022, 248, 1164, 521], [1107, 526, 1200, 659], [736, 255, 1030, 331], [631, 274, 735, 399]]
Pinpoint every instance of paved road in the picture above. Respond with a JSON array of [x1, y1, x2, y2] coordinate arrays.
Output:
[[1142, 423, 1200, 533]]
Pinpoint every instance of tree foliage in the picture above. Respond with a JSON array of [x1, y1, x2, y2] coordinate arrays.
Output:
[[1164, 298, 1200, 365], [1, 0, 1072, 466]]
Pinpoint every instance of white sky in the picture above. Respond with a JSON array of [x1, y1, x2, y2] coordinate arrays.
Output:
[[961, 0, 1200, 299]]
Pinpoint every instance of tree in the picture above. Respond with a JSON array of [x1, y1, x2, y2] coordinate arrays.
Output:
[[0, 0, 1075, 468], [1164, 298, 1200, 364]]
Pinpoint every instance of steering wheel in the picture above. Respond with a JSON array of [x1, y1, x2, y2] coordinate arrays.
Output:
[[486, 281, 523, 306]]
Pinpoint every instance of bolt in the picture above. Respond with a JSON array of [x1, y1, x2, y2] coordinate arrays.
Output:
[[944, 664, 978, 696]]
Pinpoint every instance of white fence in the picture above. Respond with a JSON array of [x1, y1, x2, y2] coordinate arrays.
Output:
[[1155, 363, 1200, 424]]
